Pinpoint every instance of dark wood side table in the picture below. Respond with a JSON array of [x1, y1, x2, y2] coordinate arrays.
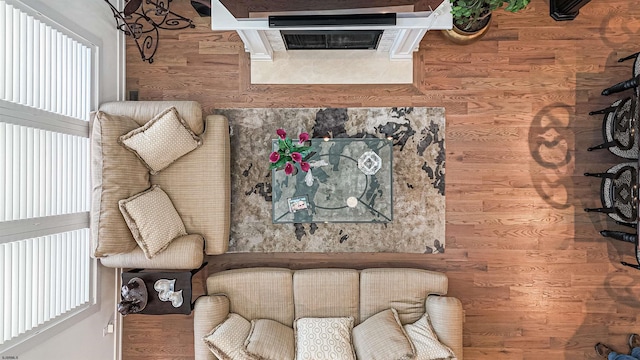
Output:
[[121, 262, 207, 315]]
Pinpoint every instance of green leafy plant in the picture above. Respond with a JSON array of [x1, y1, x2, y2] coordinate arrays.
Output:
[[450, 0, 530, 32]]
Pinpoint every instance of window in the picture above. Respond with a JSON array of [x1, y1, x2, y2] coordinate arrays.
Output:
[[0, 0, 96, 352]]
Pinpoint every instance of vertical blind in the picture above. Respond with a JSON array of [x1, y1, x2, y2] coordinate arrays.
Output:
[[0, 123, 90, 222], [0, 0, 95, 352], [0, 229, 90, 345], [0, 0, 92, 121]]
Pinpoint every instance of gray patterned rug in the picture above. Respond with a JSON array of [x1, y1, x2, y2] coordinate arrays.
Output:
[[213, 107, 445, 253]]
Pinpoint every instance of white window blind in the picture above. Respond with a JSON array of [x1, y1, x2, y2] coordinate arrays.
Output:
[[0, 229, 90, 346], [0, 123, 89, 222], [0, 0, 96, 353], [0, 0, 92, 121]]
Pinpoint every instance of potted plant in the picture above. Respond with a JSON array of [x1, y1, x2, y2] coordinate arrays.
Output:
[[444, 0, 530, 44], [269, 128, 312, 175]]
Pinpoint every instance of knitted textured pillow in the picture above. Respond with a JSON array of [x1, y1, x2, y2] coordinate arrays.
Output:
[[119, 106, 202, 174], [118, 185, 186, 259]]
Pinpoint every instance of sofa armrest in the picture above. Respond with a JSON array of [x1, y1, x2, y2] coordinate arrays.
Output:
[[99, 234, 204, 269], [202, 114, 230, 255], [98, 101, 204, 134], [194, 295, 230, 360], [425, 295, 464, 360]]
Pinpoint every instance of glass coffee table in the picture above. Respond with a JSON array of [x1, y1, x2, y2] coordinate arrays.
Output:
[[272, 138, 393, 223]]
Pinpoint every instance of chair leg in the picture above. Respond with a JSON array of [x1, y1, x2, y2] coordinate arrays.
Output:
[[600, 230, 637, 243], [584, 207, 615, 214], [589, 105, 617, 115], [588, 141, 616, 151], [621, 261, 640, 270], [584, 172, 615, 178], [618, 52, 640, 63], [190, 0, 211, 16], [602, 75, 640, 96], [616, 220, 638, 229]]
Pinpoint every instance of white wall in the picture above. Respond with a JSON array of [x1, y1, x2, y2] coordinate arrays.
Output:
[[15, 0, 123, 359], [18, 268, 117, 360]]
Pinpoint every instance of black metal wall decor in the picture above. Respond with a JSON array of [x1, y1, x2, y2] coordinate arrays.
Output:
[[104, 0, 195, 63]]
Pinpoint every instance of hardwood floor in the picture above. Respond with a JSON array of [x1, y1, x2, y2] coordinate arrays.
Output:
[[123, 0, 640, 359]]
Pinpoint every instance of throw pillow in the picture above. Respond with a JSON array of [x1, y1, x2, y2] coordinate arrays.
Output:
[[404, 313, 456, 360], [244, 319, 295, 360], [352, 308, 416, 360], [118, 185, 187, 259], [119, 106, 202, 174], [294, 317, 356, 360], [202, 313, 256, 360]]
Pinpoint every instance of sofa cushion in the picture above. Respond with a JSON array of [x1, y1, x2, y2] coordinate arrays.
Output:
[[119, 107, 202, 174], [203, 313, 256, 360], [118, 185, 187, 259], [150, 114, 230, 256], [244, 319, 294, 360], [404, 313, 456, 360], [360, 268, 449, 324], [90, 111, 151, 257], [352, 308, 415, 360], [294, 317, 356, 360], [206, 268, 294, 326], [293, 269, 360, 323]]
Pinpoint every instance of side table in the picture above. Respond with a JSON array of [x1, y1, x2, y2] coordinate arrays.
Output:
[[121, 262, 207, 315]]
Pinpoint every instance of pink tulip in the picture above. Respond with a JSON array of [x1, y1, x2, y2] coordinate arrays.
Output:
[[298, 132, 309, 144], [284, 162, 294, 175], [291, 152, 302, 163], [269, 151, 280, 163], [300, 161, 310, 172], [276, 128, 287, 139]]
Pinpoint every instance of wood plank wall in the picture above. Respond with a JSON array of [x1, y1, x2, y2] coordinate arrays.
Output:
[[122, 0, 640, 359]]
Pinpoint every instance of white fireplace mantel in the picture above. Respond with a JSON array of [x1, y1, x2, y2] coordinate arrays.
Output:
[[212, 1, 452, 60], [211, 0, 452, 84]]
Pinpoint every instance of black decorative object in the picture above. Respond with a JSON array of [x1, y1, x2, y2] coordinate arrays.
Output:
[[104, 0, 195, 63], [118, 277, 148, 316], [550, 0, 592, 21]]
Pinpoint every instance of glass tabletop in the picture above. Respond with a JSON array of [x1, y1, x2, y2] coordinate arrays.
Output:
[[272, 138, 393, 223]]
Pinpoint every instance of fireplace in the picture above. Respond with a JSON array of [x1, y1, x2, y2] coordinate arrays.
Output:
[[281, 30, 384, 50]]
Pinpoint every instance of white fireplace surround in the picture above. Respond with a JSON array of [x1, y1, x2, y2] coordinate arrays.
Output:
[[210, 1, 453, 84]]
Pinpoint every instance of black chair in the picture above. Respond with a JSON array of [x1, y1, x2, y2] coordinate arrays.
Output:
[[588, 96, 638, 159], [600, 230, 640, 270], [584, 162, 638, 224]]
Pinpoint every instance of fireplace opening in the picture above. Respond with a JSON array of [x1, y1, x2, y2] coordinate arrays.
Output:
[[281, 30, 384, 50]]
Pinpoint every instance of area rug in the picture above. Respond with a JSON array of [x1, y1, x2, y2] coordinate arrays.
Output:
[[213, 107, 445, 253]]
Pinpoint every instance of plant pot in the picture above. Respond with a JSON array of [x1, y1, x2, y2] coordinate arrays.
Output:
[[442, 13, 493, 45]]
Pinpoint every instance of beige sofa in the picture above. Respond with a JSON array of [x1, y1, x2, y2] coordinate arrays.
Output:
[[194, 268, 464, 360], [90, 101, 230, 269]]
